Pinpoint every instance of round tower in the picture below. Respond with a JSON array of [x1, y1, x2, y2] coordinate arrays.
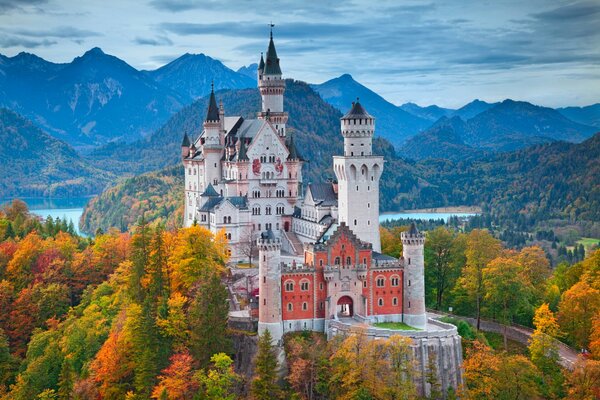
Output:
[[333, 99, 384, 252], [257, 28, 288, 137], [257, 230, 283, 342], [401, 223, 426, 329]]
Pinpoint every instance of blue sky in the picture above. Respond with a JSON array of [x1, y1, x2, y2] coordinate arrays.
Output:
[[1, 0, 599, 108]]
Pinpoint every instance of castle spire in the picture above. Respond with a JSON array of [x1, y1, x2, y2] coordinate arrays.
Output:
[[264, 25, 282, 75], [205, 81, 219, 122]]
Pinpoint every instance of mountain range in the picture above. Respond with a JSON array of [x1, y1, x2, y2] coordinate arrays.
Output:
[[0, 49, 256, 150]]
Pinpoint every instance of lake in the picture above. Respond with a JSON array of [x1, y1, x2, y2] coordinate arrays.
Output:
[[0, 197, 92, 236]]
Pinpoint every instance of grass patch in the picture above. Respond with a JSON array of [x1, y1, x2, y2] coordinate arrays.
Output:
[[235, 262, 255, 269], [577, 237, 600, 249], [373, 322, 420, 331]]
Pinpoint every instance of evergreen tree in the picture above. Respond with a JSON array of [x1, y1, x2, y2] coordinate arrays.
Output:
[[188, 273, 231, 367], [251, 329, 280, 400]]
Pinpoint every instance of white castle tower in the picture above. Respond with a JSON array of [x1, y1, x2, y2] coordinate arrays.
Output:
[[257, 28, 288, 137], [257, 230, 283, 342], [401, 223, 426, 329], [333, 100, 384, 252], [202, 84, 224, 189]]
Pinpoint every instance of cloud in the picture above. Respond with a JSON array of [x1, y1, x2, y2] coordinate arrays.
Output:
[[0, 0, 46, 13], [9, 25, 101, 38], [133, 35, 173, 46], [159, 21, 356, 39], [0, 35, 56, 48]]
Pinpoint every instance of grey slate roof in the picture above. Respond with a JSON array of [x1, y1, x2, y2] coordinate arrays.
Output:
[[342, 99, 373, 119], [286, 133, 303, 161], [372, 251, 397, 261], [307, 183, 338, 206], [261, 229, 276, 240], [264, 33, 282, 75], [199, 196, 248, 212], [181, 132, 190, 147], [205, 86, 220, 122], [258, 53, 265, 72], [201, 184, 219, 197], [408, 222, 419, 235]]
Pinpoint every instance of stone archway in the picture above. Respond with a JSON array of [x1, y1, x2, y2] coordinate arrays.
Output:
[[337, 295, 354, 318]]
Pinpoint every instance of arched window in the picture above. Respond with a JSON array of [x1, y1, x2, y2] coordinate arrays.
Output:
[[393, 297, 398, 306], [334, 257, 341, 265], [391, 275, 400, 287], [287, 303, 293, 311], [223, 216, 227, 224], [300, 280, 309, 291], [302, 302, 308, 311], [346, 256, 352, 265], [378, 298, 384, 306], [285, 281, 294, 292], [376, 276, 385, 287]]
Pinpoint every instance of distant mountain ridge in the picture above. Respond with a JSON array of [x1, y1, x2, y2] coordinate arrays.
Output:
[[144, 53, 256, 99], [0, 48, 257, 150], [400, 99, 598, 159], [557, 103, 600, 128], [311, 74, 432, 146], [0, 108, 112, 197]]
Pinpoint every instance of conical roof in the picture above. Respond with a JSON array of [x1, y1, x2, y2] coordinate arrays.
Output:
[[181, 132, 190, 147], [205, 83, 219, 122], [258, 53, 265, 72], [408, 222, 419, 235], [264, 32, 282, 75], [201, 184, 219, 197], [286, 133, 303, 161], [342, 98, 373, 119]]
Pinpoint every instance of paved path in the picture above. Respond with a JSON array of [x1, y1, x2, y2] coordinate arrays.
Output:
[[428, 311, 579, 370]]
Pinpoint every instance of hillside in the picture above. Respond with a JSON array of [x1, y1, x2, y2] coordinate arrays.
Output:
[[79, 165, 184, 234], [452, 99, 496, 120], [0, 48, 187, 150], [312, 74, 431, 146], [464, 99, 597, 151], [557, 103, 600, 128], [0, 108, 112, 197], [144, 53, 256, 99], [399, 116, 483, 161], [89, 79, 346, 183]]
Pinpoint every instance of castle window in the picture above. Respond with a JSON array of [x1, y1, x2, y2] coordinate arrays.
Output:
[[223, 216, 227, 224], [319, 260, 323, 267], [263, 277, 266, 283], [363, 257, 367, 265], [378, 298, 384, 306], [363, 281, 367, 287], [346, 256, 352, 265], [188, 168, 191, 175], [320, 282, 323, 290], [320, 302, 324, 310], [354, 219, 357, 226], [391, 276, 399, 287], [287, 303, 293, 311], [302, 302, 308, 311], [408, 280, 411, 286], [285, 281, 294, 292], [376, 276, 385, 287], [265, 206, 272, 215], [393, 297, 398, 306], [301, 281, 309, 291], [408, 258, 411, 265], [409, 301, 411, 308], [334, 257, 340, 265]]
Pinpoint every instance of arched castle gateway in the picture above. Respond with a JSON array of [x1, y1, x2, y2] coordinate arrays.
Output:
[[182, 30, 463, 397]]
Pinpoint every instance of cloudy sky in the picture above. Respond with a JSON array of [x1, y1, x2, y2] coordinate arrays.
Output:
[[1, 0, 599, 108]]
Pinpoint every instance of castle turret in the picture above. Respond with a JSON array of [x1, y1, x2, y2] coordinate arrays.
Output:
[[401, 223, 426, 329], [258, 28, 288, 137], [257, 230, 283, 342], [333, 99, 384, 251], [181, 132, 190, 158], [203, 83, 223, 188]]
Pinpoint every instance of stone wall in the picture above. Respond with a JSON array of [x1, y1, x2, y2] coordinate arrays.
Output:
[[328, 318, 463, 399]]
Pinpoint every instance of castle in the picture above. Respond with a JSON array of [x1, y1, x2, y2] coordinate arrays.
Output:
[[182, 31, 463, 396], [181, 30, 427, 341]]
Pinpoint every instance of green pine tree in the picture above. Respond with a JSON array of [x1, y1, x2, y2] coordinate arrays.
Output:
[[251, 329, 280, 400]]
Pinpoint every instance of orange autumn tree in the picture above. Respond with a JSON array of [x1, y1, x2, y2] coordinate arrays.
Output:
[[558, 281, 600, 349], [151, 351, 198, 400]]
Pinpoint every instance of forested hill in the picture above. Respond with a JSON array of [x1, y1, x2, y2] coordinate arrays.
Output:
[[0, 108, 113, 197], [81, 126, 599, 234], [89, 79, 347, 184]]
